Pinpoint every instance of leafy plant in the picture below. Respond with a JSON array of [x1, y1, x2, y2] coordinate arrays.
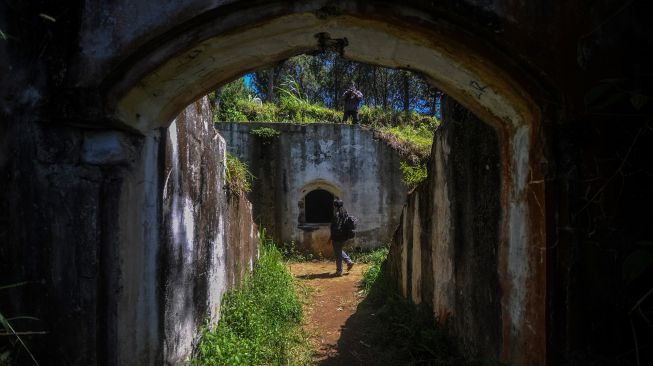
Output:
[[400, 161, 428, 189], [192, 234, 311, 366], [225, 153, 254, 195]]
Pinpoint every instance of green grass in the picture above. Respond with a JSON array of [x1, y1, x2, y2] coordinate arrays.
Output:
[[349, 246, 389, 295], [225, 153, 254, 195], [192, 237, 311, 366], [378, 124, 435, 158]]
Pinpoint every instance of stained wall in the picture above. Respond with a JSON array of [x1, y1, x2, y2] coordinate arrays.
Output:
[[0, 98, 258, 365], [218, 122, 407, 256], [387, 97, 504, 359]]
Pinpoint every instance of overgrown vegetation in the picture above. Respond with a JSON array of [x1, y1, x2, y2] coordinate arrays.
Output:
[[375, 122, 435, 188], [225, 153, 254, 196], [193, 234, 311, 366], [211, 55, 442, 189], [213, 77, 436, 188]]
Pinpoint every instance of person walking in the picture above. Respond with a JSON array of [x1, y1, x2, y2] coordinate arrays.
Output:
[[330, 199, 355, 276], [342, 81, 363, 124]]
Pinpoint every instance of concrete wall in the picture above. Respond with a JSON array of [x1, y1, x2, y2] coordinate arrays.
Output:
[[159, 99, 258, 364], [387, 97, 503, 360], [217, 123, 407, 256], [0, 98, 258, 365]]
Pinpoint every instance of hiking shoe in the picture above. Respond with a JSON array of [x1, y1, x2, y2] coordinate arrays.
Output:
[[335, 271, 343, 277], [347, 262, 354, 271]]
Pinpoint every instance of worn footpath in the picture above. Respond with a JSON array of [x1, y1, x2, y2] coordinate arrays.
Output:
[[289, 261, 391, 366]]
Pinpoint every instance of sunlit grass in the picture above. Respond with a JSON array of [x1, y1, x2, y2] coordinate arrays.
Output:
[[192, 235, 312, 366]]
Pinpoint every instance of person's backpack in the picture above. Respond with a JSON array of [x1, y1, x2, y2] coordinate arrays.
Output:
[[341, 213, 358, 240]]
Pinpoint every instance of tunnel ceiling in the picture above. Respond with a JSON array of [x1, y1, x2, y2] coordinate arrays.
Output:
[[91, 4, 541, 135]]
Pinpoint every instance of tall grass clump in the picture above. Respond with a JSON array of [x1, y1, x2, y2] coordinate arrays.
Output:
[[225, 153, 254, 196], [193, 236, 310, 366]]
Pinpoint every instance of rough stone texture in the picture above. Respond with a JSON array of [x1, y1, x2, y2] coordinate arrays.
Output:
[[388, 97, 502, 359], [2, 0, 653, 365], [217, 123, 407, 256], [81, 131, 135, 165], [0, 98, 257, 365]]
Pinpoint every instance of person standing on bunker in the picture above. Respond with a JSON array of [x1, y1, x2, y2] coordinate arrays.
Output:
[[330, 199, 355, 276], [342, 81, 363, 124]]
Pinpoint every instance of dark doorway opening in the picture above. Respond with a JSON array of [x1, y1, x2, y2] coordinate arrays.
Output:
[[305, 189, 334, 223]]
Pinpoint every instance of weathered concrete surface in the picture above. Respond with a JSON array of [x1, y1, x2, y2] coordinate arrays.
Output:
[[2, 0, 653, 365], [0, 98, 258, 365], [160, 98, 258, 364], [218, 122, 407, 256], [388, 97, 503, 359]]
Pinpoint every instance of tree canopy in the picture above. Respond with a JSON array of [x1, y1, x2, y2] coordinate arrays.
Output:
[[210, 52, 442, 122]]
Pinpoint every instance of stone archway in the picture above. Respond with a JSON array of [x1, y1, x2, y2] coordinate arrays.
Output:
[[27, 1, 550, 364], [96, 4, 547, 363]]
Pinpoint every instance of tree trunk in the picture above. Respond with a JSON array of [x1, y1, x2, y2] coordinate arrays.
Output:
[[266, 68, 275, 103], [402, 71, 410, 113], [333, 57, 340, 109]]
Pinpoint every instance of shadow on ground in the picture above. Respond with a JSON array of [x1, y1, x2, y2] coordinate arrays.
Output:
[[295, 272, 349, 280], [317, 294, 395, 366], [315, 269, 469, 366]]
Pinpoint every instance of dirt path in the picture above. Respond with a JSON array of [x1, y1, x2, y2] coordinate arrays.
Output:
[[289, 261, 383, 366]]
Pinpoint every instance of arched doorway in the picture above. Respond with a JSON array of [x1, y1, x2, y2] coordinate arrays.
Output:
[[304, 189, 334, 224], [296, 182, 341, 257]]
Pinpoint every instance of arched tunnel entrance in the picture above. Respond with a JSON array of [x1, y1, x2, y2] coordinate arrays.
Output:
[[1, 1, 557, 365], [98, 4, 547, 364], [97, 4, 546, 364]]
